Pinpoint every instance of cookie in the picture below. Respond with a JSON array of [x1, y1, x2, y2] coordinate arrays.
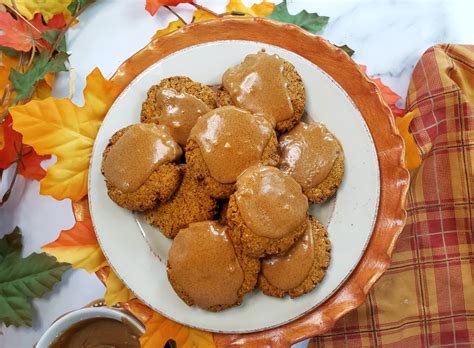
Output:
[[140, 76, 217, 126], [167, 221, 260, 311], [186, 106, 279, 199], [101, 124, 183, 211], [258, 216, 331, 298], [279, 122, 344, 204], [144, 168, 218, 238], [217, 51, 305, 133], [227, 166, 309, 258]]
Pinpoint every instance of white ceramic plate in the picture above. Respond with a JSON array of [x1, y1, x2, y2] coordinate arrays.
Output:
[[89, 40, 380, 333]]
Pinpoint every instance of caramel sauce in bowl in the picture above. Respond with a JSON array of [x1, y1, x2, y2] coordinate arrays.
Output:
[[36, 307, 144, 348]]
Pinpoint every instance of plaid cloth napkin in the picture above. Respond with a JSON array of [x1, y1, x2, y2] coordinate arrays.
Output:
[[310, 44, 474, 347]]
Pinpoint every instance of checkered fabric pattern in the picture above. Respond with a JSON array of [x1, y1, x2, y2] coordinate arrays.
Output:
[[309, 45, 474, 347]]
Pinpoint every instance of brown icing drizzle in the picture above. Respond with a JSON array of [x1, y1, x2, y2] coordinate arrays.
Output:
[[155, 88, 210, 146], [168, 221, 244, 309], [261, 219, 315, 291], [189, 106, 273, 184], [103, 123, 182, 193], [279, 122, 340, 190], [222, 51, 294, 126], [235, 166, 308, 239], [49, 317, 141, 348]]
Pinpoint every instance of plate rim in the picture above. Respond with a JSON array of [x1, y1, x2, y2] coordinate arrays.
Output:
[[91, 17, 409, 346]]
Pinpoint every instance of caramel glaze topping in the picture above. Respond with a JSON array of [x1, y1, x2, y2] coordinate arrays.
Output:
[[103, 124, 182, 192], [168, 221, 244, 309], [235, 166, 308, 239], [279, 122, 340, 190], [189, 106, 274, 184], [222, 51, 294, 126], [155, 88, 210, 146]]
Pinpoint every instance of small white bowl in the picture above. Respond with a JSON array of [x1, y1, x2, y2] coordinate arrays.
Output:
[[36, 307, 145, 348]]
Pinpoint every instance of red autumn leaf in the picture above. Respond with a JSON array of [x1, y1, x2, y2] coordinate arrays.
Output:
[[0, 12, 66, 52], [145, 0, 193, 16], [360, 65, 404, 117], [0, 115, 50, 180]]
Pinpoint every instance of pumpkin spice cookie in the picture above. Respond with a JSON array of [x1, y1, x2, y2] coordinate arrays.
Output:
[[186, 106, 279, 199], [259, 216, 331, 298], [140, 76, 217, 146], [216, 51, 305, 133], [144, 169, 218, 239], [279, 122, 344, 203], [167, 221, 260, 311], [227, 165, 309, 258], [101, 124, 183, 211]]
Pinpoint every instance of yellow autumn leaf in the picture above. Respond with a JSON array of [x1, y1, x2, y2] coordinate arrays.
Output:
[[141, 312, 215, 348], [152, 18, 186, 40], [10, 68, 122, 201], [395, 111, 422, 170], [151, 0, 274, 40], [0, 0, 72, 21], [226, 0, 274, 16], [105, 269, 135, 306]]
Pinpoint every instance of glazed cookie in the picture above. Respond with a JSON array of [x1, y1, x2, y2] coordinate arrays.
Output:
[[217, 51, 305, 133], [279, 122, 344, 203], [259, 216, 331, 298], [227, 165, 309, 258], [102, 124, 183, 211], [167, 221, 260, 311], [140, 76, 217, 145], [144, 169, 218, 238], [186, 106, 279, 199]]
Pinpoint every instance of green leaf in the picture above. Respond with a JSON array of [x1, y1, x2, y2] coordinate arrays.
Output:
[[9, 50, 68, 105], [68, 0, 94, 15], [41, 30, 67, 53], [0, 228, 71, 327], [336, 44, 355, 57], [0, 227, 22, 262], [0, 46, 19, 57], [267, 0, 329, 34]]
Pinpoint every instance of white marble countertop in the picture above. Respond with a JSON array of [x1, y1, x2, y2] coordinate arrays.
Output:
[[0, 1, 472, 347]]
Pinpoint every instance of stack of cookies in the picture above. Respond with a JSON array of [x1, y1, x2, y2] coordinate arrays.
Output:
[[101, 51, 344, 311]]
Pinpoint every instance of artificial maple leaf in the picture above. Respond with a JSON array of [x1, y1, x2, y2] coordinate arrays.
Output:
[[141, 311, 215, 348], [395, 111, 422, 170], [0, 12, 66, 52], [0, 115, 50, 180], [0, 227, 70, 327], [145, 0, 192, 16], [0, 0, 72, 22], [227, 0, 274, 16], [104, 268, 135, 306], [42, 198, 108, 272], [268, 0, 328, 34], [9, 50, 68, 105], [151, 0, 274, 40], [10, 68, 122, 201], [360, 65, 404, 117], [0, 54, 18, 149]]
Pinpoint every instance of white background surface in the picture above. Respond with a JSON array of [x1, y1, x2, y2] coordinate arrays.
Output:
[[0, 0, 472, 347]]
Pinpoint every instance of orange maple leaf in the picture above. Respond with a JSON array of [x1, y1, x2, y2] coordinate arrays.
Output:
[[360, 65, 404, 117], [0, 115, 50, 180], [140, 311, 215, 348], [145, 0, 192, 16], [42, 198, 108, 272], [0, 12, 66, 52], [10, 68, 122, 201]]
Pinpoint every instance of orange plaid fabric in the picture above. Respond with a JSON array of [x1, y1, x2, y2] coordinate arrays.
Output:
[[310, 44, 474, 347]]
